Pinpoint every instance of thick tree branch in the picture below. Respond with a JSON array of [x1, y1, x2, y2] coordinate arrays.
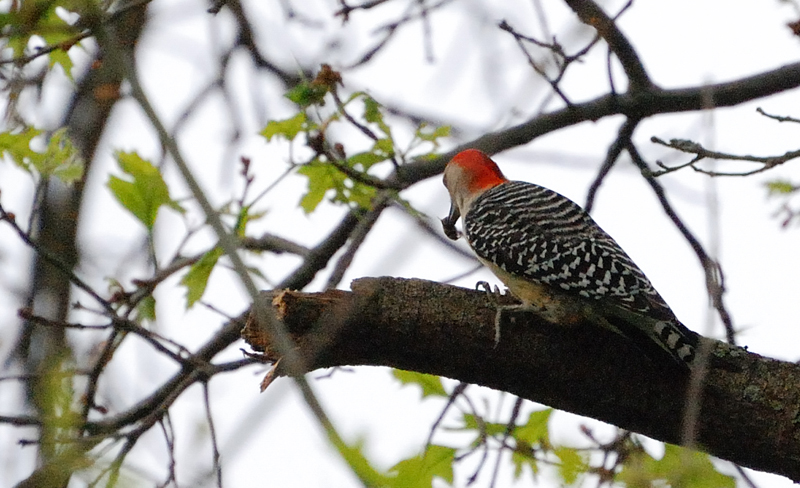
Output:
[[243, 277, 800, 482]]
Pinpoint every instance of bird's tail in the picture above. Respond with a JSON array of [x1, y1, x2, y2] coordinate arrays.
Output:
[[601, 305, 699, 372]]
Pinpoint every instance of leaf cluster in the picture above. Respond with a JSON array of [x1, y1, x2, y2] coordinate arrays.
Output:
[[389, 369, 735, 487], [262, 66, 450, 214]]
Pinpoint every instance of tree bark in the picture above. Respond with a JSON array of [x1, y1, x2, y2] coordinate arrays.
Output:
[[242, 277, 800, 482]]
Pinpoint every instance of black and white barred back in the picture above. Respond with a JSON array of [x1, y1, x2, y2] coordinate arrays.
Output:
[[465, 180, 699, 365]]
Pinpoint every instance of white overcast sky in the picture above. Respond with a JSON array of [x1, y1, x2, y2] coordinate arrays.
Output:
[[1, 0, 799, 486]]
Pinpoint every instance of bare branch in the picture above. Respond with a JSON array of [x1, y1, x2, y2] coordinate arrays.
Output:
[[649, 136, 800, 177], [0, 202, 113, 314], [0, 31, 91, 66], [336, 0, 393, 20], [499, 20, 575, 107], [757, 106, 800, 124], [584, 117, 639, 212], [563, 0, 652, 90], [343, 0, 454, 69], [390, 61, 800, 187], [0, 414, 41, 426], [326, 194, 392, 289], [279, 209, 367, 290], [241, 234, 311, 257], [626, 143, 736, 344], [224, 0, 308, 86], [203, 383, 223, 488]]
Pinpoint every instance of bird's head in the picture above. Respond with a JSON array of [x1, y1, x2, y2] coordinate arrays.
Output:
[[441, 149, 507, 240]]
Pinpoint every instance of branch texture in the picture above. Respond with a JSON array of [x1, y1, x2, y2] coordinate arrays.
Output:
[[243, 277, 800, 482]]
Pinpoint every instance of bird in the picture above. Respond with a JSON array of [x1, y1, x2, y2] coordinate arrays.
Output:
[[441, 148, 698, 370]]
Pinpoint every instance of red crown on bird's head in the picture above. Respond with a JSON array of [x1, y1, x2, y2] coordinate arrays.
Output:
[[445, 149, 507, 193]]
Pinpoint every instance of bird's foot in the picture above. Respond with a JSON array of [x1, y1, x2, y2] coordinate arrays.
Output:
[[475, 280, 503, 296], [475, 281, 512, 346]]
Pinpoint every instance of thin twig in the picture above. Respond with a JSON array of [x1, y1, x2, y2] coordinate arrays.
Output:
[[489, 396, 523, 488], [0, 415, 42, 426], [225, 0, 306, 86], [649, 136, 800, 177], [335, 0, 392, 20], [425, 382, 469, 449], [733, 464, 761, 488], [626, 143, 736, 343], [393, 200, 478, 261], [327, 156, 404, 190], [325, 193, 391, 289], [756, 106, 800, 124], [0, 202, 114, 314], [158, 415, 178, 488], [584, 117, 639, 212], [563, 0, 650, 90], [241, 234, 311, 257], [499, 20, 574, 107], [203, 382, 224, 488], [344, 0, 453, 69]]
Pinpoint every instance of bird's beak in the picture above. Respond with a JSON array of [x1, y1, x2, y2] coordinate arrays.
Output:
[[441, 202, 461, 240]]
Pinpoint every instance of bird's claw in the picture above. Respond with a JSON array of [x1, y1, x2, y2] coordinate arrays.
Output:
[[475, 281, 505, 346], [476, 281, 503, 296]]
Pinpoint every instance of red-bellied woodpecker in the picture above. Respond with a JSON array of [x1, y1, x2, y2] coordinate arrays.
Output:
[[441, 149, 698, 370]]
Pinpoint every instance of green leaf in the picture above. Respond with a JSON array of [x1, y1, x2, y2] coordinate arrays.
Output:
[[108, 152, 184, 230], [373, 138, 394, 157], [137, 295, 157, 321], [363, 96, 382, 124], [234, 205, 252, 237], [509, 409, 552, 480], [765, 179, 797, 195], [363, 96, 392, 137], [336, 439, 392, 487], [511, 448, 540, 480], [297, 161, 377, 213], [460, 413, 509, 438], [0, 127, 44, 171], [53, 158, 83, 182], [388, 445, 455, 488], [513, 409, 552, 445], [618, 443, 735, 488], [417, 123, 451, 142], [346, 181, 377, 209], [48, 48, 75, 81], [260, 112, 307, 141], [297, 162, 337, 213], [554, 446, 586, 486], [40, 128, 83, 182], [347, 151, 386, 170], [285, 81, 328, 107], [3, 2, 82, 74], [392, 369, 447, 398], [181, 247, 223, 308]]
